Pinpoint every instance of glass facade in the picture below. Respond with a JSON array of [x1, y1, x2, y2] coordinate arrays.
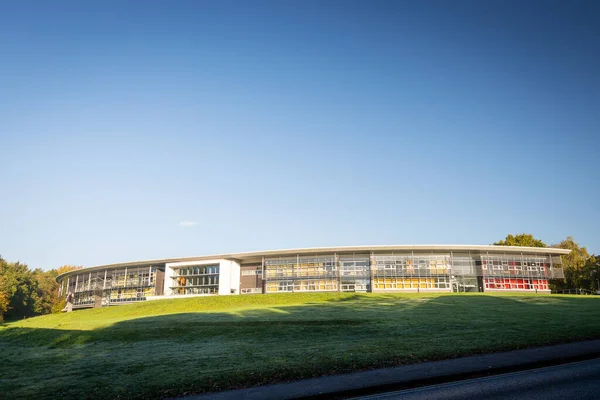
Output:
[[170, 265, 220, 295], [57, 248, 567, 308], [263, 251, 563, 294], [265, 256, 338, 293], [373, 254, 452, 290], [340, 255, 370, 292], [63, 265, 162, 307], [480, 254, 560, 291]]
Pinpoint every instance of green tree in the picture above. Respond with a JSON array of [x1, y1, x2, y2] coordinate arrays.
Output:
[[0, 260, 10, 322], [493, 234, 547, 247], [552, 236, 590, 289], [584, 255, 600, 293], [0, 258, 39, 320], [0, 257, 71, 321], [33, 269, 60, 315]]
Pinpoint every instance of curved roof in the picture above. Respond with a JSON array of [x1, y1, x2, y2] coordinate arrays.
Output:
[[56, 244, 571, 282]]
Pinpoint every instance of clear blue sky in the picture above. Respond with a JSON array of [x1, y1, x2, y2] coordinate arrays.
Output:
[[1, 1, 598, 270]]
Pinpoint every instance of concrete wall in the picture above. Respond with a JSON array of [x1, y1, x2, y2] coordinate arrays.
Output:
[[218, 260, 240, 295]]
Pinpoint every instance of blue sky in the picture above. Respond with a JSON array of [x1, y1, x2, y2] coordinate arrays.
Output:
[[1, 1, 598, 269]]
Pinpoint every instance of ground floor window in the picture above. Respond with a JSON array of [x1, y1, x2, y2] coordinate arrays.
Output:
[[483, 278, 548, 290], [341, 278, 370, 292], [175, 286, 218, 295], [373, 277, 450, 289], [107, 287, 154, 303], [265, 279, 338, 293], [241, 288, 263, 294], [73, 291, 95, 306]]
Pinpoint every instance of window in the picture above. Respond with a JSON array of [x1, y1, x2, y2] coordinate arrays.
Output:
[[170, 265, 220, 295]]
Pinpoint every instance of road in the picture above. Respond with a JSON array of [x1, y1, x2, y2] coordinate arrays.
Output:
[[352, 358, 600, 400]]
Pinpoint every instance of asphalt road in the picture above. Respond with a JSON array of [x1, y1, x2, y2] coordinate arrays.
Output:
[[352, 358, 600, 400]]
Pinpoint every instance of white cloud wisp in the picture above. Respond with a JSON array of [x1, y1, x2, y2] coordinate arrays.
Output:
[[178, 221, 198, 227]]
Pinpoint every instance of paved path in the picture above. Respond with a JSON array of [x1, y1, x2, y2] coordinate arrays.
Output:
[[177, 339, 600, 400], [353, 358, 600, 400]]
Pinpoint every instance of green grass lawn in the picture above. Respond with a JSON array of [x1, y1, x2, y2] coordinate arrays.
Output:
[[2, 293, 600, 399]]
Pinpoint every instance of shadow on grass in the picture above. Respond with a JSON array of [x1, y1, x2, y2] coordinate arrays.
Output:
[[1, 294, 600, 399], [2, 294, 597, 348]]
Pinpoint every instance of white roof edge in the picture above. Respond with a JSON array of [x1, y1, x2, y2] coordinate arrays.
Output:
[[56, 244, 571, 281]]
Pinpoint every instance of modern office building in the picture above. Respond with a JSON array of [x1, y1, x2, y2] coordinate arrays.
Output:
[[55, 245, 570, 309]]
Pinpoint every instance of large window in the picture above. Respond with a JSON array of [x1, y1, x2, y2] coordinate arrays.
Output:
[[479, 254, 554, 291], [451, 254, 476, 276], [265, 255, 337, 293], [170, 265, 220, 295], [339, 255, 370, 292], [373, 254, 450, 279], [480, 255, 552, 279], [64, 266, 161, 306], [373, 277, 450, 290], [484, 278, 549, 291], [107, 266, 158, 302]]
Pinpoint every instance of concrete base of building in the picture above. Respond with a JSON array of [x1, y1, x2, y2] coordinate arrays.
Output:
[[72, 304, 94, 309]]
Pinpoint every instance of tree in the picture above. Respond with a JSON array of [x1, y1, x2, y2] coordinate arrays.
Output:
[[56, 265, 83, 276], [0, 259, 10, 322], [33, 269, 60, 315], [0, 289, 8, 322], [0, 258, 39, 320], [552, 236, 590, 289], [0, 258, 77, 321], [584, 255, 600, 293], [493, 234, 547, 247]]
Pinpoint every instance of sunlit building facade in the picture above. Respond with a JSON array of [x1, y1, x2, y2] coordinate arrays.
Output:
[[56, 245, 569, 309]]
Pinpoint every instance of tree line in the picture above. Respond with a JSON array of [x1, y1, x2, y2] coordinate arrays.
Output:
[[1, 234, 598, 321], [0, 258, 81, 322]]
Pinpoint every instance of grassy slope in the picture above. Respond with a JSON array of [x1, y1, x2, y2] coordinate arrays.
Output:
[[1, 293, 600, 399]]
